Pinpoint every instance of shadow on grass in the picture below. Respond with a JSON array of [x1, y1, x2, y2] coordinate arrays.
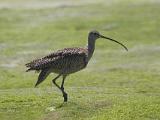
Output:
[[44, 100, 113, 120]]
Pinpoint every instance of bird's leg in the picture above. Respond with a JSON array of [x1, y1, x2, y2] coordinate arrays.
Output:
[[52, 74, 68, 102], [61, 75, 66, 90], [52, 74, 62, 90], [61, 75, 67, 102]]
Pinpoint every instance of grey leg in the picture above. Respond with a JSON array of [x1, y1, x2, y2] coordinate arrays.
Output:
[[52, 74, 62, 90], [61, 75, 67, 102], [61, 75, 67, 90], [52, 74, 68, 102]]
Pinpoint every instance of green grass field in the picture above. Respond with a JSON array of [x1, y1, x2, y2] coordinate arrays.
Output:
[[0, 0, 160, 120]]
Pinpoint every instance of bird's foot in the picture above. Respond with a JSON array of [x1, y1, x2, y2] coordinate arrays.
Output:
[[63, 92, 68, 102]]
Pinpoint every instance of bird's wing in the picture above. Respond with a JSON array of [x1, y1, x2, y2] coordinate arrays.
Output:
[[25, 47, 87, 71]]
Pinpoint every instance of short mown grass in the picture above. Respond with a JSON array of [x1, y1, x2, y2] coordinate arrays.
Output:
[[0, 0, 160, 120]]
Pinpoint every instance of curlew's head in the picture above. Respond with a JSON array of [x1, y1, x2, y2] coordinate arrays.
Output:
[[88, 30, 101, 40], [88, 30, 128, 51]]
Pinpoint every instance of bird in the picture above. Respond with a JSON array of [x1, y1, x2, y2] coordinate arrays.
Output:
[[25, 30, 128, 102]]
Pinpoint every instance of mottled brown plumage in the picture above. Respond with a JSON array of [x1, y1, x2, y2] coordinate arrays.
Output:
[[26, 30, 128, 102], [26, 47, 88, 75]]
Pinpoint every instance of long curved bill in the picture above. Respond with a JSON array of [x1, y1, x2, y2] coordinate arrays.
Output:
[[100, 35, 128, 51]]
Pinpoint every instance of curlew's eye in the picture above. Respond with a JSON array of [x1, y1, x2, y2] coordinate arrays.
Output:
[[93, 33, 97, 35]]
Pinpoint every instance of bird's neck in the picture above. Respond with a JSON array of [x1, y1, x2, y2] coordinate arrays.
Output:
[[87, 38, 96, 61]]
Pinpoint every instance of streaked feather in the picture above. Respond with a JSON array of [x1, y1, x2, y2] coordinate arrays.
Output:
[[26, 47, 88, 74]]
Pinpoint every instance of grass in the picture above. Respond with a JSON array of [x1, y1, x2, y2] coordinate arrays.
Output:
[[0, 0, 160, 119]]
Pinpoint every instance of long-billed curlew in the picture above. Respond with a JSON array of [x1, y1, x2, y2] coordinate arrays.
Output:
[[25, 30, 128, 102]]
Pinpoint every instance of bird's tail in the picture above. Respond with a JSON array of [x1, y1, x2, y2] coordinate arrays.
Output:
[[25, 59, 41, 72], [26, 68, 32, 72]]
